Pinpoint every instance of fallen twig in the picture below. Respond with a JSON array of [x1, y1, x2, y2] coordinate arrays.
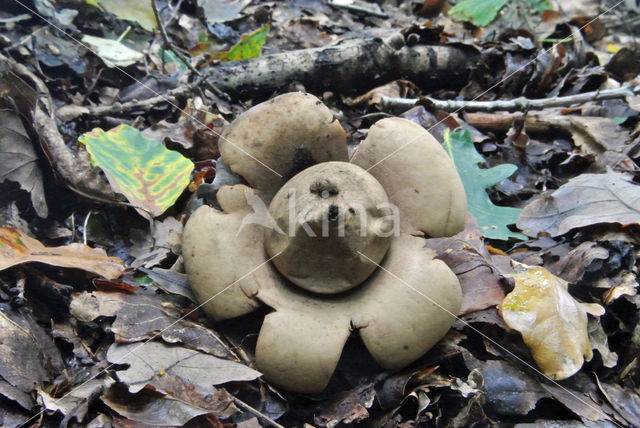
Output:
[[231, 396, 286, 428], [379, 85, 640, 112], [56, 35, 477, 118], [151, 0, 228, 100], [205, 34, 477, 95], [55, 79, 199, 121]]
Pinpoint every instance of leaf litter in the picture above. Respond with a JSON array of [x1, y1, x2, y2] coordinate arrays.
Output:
[[1, 0, 640, 426]]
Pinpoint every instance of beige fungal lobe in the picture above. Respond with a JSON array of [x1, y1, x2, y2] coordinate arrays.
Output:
[[350, 117, 467, 237], [219, 92, 348, 200]]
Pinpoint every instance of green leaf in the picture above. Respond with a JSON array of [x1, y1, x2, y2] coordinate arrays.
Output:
[[525, 0, 552, 14], [78, 125, 194, 218], [449, 0, 508, 26], [444, 128, 527, 241], [219, 24, 270, 61]]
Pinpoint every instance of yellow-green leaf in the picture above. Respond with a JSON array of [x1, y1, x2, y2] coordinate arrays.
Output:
[[78, 125, 194, 218], [218, 25, 270, 61]]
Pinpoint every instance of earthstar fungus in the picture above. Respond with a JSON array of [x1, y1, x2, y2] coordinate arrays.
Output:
[[182, 93, 469, 393]]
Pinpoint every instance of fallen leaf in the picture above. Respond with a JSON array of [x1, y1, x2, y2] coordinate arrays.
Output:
[[78, 125, 194, 218], [0, 227, 124, 279], [314, 384, 375, 427], [0, 305, 64, 405], [129, 217, 183, 268], [141, 99, 227, 159], [107, 341, 261, 393], [0, 108, 47, 218], [540, 373, 617, 423], [568, 116, 631, 155], [603, 272, 638, 304], [448, 0, 507, 26], [463, 355, 549, 415], [444, 128, 526, 240], [101, 384, 213, 426], [81, 34, 145, 67], [427, 217, 509, 315], [588, 318, 617, 368], [197, 0, 251, 25], [596, 381, 640, 426], [517, 172, 640, 237], [138, 267, 194, 301], [499, 263, 604, 380], [216, 25, 270, 61], [38, 379, 111, 422], [546, 241, 609, 283], [70, 291, 233, 358], [89, 0, 157, 31]]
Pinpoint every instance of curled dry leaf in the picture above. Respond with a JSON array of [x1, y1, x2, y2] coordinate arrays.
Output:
[[517, 172, 640, 237], [0, 227, 124, 279], [499, 263, 605, 380]]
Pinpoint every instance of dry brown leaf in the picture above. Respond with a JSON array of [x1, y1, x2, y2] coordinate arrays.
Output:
[[0, 226, 124, 279], [427, 217, 510, 315], [517, 172, 640, 237], [500, 263, 605, 380]]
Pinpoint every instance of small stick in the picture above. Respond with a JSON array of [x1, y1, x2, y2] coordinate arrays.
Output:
[[151, 0, 229, 99], [379, 85, 640, 112], [231, 396, 286, 428]]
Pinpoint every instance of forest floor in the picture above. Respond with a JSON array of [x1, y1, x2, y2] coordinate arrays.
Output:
[[0, 0, 640, 426]]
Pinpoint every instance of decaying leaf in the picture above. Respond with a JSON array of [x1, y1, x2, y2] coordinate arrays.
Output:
[[0, 306, 64, 409], [427, 216, 510, 315], [101, 384, 213, 426], [0, 227, 124, 279], [0, 109, 47, 218], [464, 354, 550, 415], [107, 342, 261, 393], [38, 379, 111, 422], [88, 0, 157, 32], [499, 263, 605, 380], [197, 0, 251, 25], [70, 291, 233, 358], [314, 384, 375, 427], [517, 172, 640, 237], [78, 125, 194, 218], [444, 128, 526, 240], [81, 34, 145, 67], [129, 217, 183, 268]]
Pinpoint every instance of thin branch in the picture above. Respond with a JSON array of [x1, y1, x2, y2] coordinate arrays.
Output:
[[231, 396, 286, 428], [151, 0, 229, 100], [379, 85, 640, 112], [55, 77, 204, 120]]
